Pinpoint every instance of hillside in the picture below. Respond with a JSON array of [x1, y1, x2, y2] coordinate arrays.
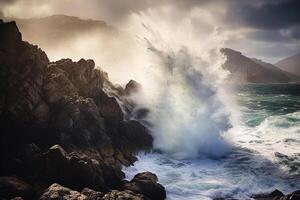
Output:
[[10, 15, 118, 49], [221, 48, 296, 83], [275, 52, 300, 75], [5, 15, 300, 84]]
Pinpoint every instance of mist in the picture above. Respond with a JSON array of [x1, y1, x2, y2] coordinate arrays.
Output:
[[4, 5, 238, 159], [117, 12, 236, 158]]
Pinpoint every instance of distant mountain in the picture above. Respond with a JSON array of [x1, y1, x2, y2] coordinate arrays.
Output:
[[275, 52, 300, 75], [221, 48, 300, 83], [4, 15, 300, 84], [9, 15, 119, 49]]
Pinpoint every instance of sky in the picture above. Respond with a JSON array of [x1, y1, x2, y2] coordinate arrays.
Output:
[[1, 0, 300, 63]]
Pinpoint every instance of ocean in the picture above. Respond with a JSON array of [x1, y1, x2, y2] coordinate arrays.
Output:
[[124, 84, 300, 200]]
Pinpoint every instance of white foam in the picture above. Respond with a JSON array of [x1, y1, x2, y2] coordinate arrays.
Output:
[[124, 12, 236, 159]]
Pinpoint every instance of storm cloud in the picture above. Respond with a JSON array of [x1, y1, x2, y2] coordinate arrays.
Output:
[[1, 0, 299, 62]]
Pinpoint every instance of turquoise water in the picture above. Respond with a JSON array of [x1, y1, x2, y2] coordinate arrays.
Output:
[[238, 84, 300, 127], [124, 84, 300, 200]]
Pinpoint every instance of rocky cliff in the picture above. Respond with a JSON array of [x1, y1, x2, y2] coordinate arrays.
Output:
[[0, 20, 165, 200]]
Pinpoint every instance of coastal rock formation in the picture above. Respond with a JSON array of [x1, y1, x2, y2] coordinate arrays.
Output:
[[102, 190, 146, 200], [121, 172, 166, 200], [0, 20, 162, 199], [39, 183, 88, 200], [252, 189, 300, 200]]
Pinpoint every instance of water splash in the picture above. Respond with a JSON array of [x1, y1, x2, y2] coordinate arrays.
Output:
[[125, 12, 235, 159]]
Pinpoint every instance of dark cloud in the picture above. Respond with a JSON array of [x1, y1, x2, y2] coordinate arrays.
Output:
[[246, 30, 292, 43], [1, 0, 299, 61], [231, 0, 300, 30], [288, 26, 300, 40]]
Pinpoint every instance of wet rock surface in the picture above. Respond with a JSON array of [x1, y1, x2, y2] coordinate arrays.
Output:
[[0, 20, 161, 199], [252, 189, 300, 200], [121, 172, 166, 200]]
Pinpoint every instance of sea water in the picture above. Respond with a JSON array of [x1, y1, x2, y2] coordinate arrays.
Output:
[[124, 84, 300, 200]]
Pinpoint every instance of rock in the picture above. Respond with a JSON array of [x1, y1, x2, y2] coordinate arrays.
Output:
[[44, 144, 106, 191], [44, 144, 69, 180], [51, 96, 111, 148], [81, 187, 103, 200], [134, 108, 150, 120], [44, 65, 78, 103], [0, 20, 156, 200], [119, 121, 153, 153], [39, 183, 87, 200], [122, 172, 166, 200], [284, 190, 300, 200], [22, 143, 43, 174], [102, 190, 146, 200], [0, 20, 49, 125], [50, 59, 107, 98], [94, 90, 123, 121], [125, 80, 142, 95], [0, 176, 33, 199], [252, 189, 287, 200], [0, 21, 21, 53]]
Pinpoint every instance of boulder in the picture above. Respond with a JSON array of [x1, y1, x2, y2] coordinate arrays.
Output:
[[285, 190, 300, 200], [39, 183, 87, 200], [125, 80, 142, 95], [81, 187, 103, 200], [119, 120, 153, 152], [252, 189, 299, 200], [122, 172, 166, 200], [44, 144, 106, 191], [102, 190, 146, 200]]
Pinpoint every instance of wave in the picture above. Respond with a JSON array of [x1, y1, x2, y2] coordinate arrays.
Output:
[[125, 13, 236, 159], [227, 111, 300, 172]]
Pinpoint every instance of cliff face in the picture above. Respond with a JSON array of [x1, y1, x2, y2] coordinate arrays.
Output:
[[0, 20, 164, 200]]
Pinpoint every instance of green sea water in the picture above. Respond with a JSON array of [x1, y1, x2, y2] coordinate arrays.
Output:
[[125, 84, 300, 200]]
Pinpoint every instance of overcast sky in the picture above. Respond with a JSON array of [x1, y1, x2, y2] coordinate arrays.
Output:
[[1, 0, 299, 63]]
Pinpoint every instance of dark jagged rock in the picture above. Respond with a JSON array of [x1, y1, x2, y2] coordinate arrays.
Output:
[[286, 190, 300, 200], [40, 184, 147, 200], [252, 189, 300, 200], [252, 189, 284, 200], [43, 144, 107, 191], [125, 80, 142, 95], [121, 172, 166, 200], [102, 190, 146, 200], [81, 187, 104, 200], [0, 20, 163, 200], [39, 183, 87, 200]]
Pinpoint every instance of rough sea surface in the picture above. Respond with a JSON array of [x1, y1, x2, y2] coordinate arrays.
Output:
[[124, 84, 300, 200]]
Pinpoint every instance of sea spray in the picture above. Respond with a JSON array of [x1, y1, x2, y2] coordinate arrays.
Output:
[[123, 12, 235, 159]]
